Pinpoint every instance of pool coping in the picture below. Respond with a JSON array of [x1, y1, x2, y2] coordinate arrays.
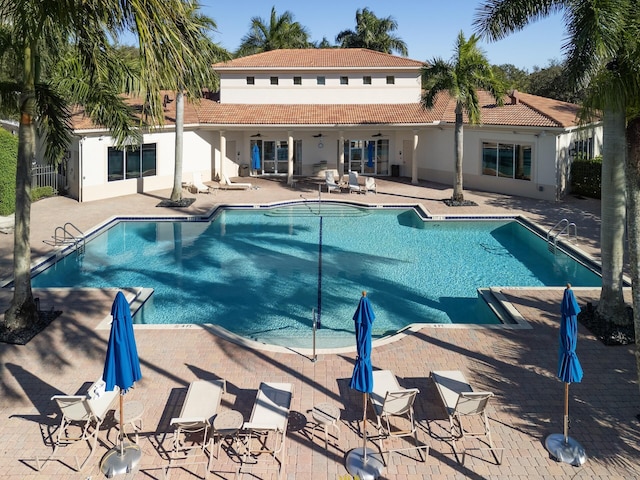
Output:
[[6, 199, 607, 354]]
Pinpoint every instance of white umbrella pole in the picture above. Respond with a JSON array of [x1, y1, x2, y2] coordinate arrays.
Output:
[[363, 393, 368, 463], [119, 394, 125, 456], [563, 383, 569, 444]]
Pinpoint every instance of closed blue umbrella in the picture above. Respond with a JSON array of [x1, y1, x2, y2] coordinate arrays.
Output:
[[544, 284, 586, 466], [103, 291, 142, 392], [558, 286, 583, 383], [101, 291, 142, 475], [346, 292, 384, 479], [367, 142, 374, 168], [350, 292, 374, 394], [251, 144, 261, 170]]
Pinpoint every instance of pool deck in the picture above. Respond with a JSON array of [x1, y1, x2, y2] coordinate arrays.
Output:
[[1, 177, 639, 479]]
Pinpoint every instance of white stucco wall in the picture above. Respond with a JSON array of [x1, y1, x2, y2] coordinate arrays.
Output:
[[76, 129, 213, 203], [417, 126, 563, 201], [219, 71, 421, 104]]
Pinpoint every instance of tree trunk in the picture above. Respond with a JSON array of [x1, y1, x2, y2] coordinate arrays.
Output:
[[626, 116, 640, 398], [597, 107, 628, 324], [4, 43, 38, 330], [169, 90, 184, 202], [453, 104, 464, 202]]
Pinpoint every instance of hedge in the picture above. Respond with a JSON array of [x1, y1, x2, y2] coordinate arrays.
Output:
[[0, 129, 18, 216], [571, 156, 602, 199]]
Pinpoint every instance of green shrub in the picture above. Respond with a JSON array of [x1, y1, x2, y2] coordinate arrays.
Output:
[[0, 129, 18, 216], [571, 156, 601, 199], [31, 186, 55, 202]]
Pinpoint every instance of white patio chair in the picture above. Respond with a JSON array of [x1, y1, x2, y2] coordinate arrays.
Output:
[[220, 173, 252, 190], [369, 370, 427, 464], [431, 370, 502, 464], [325, 170, 341, 193], [241, 382, 293, 479], [191, 172, 212, 193], [37, 379, 119, 472]]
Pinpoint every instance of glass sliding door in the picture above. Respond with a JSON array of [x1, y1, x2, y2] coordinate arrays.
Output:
[[345, 139, 388, 174]]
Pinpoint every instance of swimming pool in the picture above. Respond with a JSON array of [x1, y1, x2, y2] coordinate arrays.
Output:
[[30, 203, 601, 348]]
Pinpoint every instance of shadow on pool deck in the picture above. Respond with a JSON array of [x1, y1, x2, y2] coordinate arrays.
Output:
[[4, 178, 638, 480]]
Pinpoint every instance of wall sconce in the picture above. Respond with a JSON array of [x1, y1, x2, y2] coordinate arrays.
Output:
[[318, 142, 324, 148]]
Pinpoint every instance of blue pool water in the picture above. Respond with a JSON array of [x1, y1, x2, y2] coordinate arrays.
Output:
[[31, 204, 600, 348]]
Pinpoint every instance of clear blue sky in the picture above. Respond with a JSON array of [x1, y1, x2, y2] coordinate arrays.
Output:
[[195, 0, 567, 71]]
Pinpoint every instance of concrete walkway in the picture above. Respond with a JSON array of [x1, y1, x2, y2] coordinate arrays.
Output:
[[2, 177, 638, 480]]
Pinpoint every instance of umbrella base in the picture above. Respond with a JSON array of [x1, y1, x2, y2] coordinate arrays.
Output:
[[100, 441, 142, 478], [345, 447, 385, 480], [545, 433, 587, 466]]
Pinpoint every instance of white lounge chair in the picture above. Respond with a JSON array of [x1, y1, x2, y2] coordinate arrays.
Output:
[[191, 172, 212, 194], [221, 173, 252, 190], [431, 370, 502, 464], [169, 379, 227, 456], [369, 370, 427, 464], [241, 382, 293, 479], [363, 176, 377, 194], [37, 379, 119, 472], [348, 171, 361, 194], [325, 170, 341, 193]]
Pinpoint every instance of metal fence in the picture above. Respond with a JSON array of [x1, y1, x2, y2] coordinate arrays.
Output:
[[31, 164, 59, 193]]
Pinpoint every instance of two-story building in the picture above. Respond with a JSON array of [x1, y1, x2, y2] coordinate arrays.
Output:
[[62, 48, 601, 202]]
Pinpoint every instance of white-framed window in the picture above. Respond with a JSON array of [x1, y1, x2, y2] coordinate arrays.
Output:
[[363, 76, 372, 85], [340, 76, 348, 85], [317, 76, 325, 85], [571, 137, 594, 159], [386, 75, 395, 84], [246, 76, 255, 85], [293, 76, 302, 85], [482, 141, 531, 181], [270, 76, 279, 85], [108, 144, 157, 182]]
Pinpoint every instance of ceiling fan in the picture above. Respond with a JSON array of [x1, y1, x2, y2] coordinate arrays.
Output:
[[250, 133, 263, 137], [313, 133, 324, 138], [372, 132, 386, 137]]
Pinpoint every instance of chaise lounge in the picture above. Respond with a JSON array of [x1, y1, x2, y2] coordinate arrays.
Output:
[[241, 382, 293, 479], [220, 173, 252, 190]]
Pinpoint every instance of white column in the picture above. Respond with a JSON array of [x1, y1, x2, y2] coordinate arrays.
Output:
[[288, 130, 294, 184], [339, 131, 345, 177], [412, 130, 419, 185], [218, 130, 226, 181]]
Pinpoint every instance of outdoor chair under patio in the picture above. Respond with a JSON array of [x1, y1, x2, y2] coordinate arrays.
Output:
[[368, 370, 427, 464], [240, 382, 293, 480], [191, 172, 213, 194], [325, 170, 341, 193], [37, 379, 119, 472], [347, 171, 361, 193], [431, 370, 503, 464], [220, 173, 252, 190]]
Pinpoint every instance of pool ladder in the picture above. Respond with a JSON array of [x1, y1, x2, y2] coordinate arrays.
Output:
[[547, 219, 577, 253], [52, 222, 85, 255]]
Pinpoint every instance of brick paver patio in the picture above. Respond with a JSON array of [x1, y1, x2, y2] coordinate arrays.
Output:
[[1, 177, 638, 479]]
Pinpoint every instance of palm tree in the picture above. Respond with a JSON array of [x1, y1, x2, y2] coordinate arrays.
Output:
[[236, 6, 311, 57], [420, 31, 506, 202], [336, 8, 408, 56], [0, 0, 222, 337], [474, 0, 635, 328], [167, 7, 230, 203]]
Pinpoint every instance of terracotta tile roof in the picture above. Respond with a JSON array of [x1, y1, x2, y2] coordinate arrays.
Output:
[[212, 49, 424, 70], [70, 91, 208, 130], [71, 90, 584, 131]]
